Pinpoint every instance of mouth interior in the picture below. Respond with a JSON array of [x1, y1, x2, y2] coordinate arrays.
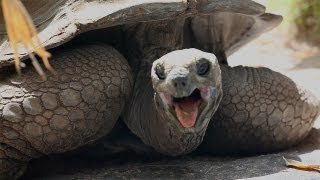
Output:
[[172, 89, 202, 128]]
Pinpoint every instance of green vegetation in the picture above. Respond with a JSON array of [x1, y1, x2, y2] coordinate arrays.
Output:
[[267, 0, 320, 45], [293, 0, 320, 44]]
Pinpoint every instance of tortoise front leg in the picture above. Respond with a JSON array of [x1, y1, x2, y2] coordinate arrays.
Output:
[[0, 161, 26, 180], [0, 144, 28, 180], [0, 44, 132, 179], [201, 65, 320, 154]]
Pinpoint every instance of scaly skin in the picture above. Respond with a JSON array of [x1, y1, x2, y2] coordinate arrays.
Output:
[[201, 65, 320, 154], [0, 44, 132, 178]]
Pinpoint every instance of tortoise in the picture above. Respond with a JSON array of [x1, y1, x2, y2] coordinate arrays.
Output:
[[0, 0, 319, 179]]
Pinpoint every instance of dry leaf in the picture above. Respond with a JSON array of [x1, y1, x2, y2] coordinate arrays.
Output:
[[283, 157, 320, 173], [2, 0, 52, 79]]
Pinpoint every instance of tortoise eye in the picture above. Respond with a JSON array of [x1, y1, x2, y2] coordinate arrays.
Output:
[[155, 64, 166, 80], [197, 59, 210, 76]]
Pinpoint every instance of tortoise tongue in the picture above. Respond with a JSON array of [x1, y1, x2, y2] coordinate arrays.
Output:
[[174, 99, 199, 128]]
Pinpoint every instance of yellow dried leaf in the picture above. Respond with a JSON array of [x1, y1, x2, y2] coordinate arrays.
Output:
[[2, 0, 52, 79], [283, 157, 320, 173]]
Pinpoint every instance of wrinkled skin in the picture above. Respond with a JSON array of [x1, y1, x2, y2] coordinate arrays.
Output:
[[0, 3, 318, 179]]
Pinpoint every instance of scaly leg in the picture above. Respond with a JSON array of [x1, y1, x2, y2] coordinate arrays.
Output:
[[0, 144, 28, 180], [0, 44, 132, 178], [201, 65, 320, 154]]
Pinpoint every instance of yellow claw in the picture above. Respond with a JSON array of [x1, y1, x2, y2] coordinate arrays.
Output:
[[2, 0, 52, 79], [283, 157, 320, 173]]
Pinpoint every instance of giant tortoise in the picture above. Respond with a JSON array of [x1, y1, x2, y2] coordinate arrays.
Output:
[[0, 0, 319, 179]]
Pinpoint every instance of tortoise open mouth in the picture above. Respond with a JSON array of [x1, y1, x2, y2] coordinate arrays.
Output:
[[160, 88, 208, 128]]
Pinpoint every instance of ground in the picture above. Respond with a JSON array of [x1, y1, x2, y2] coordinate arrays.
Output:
[[21, 24, 320, 179]]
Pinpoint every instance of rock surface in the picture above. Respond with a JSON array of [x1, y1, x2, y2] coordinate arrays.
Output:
[[21, 125, 320, 179]]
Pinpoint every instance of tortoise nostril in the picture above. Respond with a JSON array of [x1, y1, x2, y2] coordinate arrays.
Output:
[[172, 77, 187, 88]]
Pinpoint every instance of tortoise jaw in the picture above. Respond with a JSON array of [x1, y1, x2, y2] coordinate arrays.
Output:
[[172, 89, 202, 128], [159, 88, 208, 128]]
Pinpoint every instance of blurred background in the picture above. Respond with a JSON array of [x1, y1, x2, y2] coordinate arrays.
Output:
[[268, 0, 320, 45], [230, 0, 320, 96], [230, 0, 320, 128]]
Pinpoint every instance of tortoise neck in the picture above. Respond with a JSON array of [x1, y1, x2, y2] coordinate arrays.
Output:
[[123, 65, 206, 156]]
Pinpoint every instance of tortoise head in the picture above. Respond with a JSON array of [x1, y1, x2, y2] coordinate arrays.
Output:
[[151, 49, 222, 133]]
